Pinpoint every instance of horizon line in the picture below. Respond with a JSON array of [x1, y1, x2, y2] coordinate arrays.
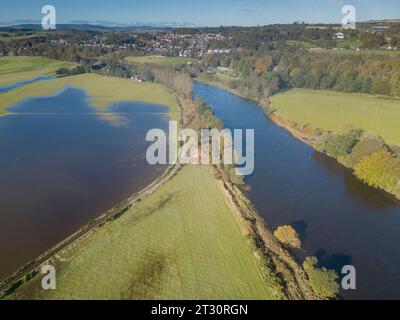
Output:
[[1, 18, 400, 29]]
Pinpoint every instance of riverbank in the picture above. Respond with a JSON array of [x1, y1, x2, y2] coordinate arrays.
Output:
[[194, 81, 400, 299], [213, 165, 316, 299], [195, 76, 316, 147], [195, 76, 400, 201]]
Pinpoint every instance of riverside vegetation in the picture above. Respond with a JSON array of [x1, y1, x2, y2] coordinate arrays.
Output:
[[197, 46, 400, 200], [271, 90, 400, 200], [201, 75, 400, 200]]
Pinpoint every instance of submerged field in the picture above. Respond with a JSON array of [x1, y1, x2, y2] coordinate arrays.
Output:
[[272, 89, 400, 146], [10, 165, 272, 300], [125, 55, 195, 66], [0, 73, 180, 120], [0, 56, 75, 87]]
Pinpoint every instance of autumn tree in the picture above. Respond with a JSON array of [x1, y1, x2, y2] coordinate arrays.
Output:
[[254, 55, 273, 76], [317, 130, 362, 157], [274, 225, 301, 248], [354, 148, 400, 197], [303, 257, 339, 300]]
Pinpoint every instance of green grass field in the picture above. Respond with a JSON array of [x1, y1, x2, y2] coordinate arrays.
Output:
[[0, 30, 47, 40], [125, 55, 195, 66], [286, 40, 314, 48], [336, 39, 364, 49], [10, 165, 273, 300], [0, 56, 75, 86], [0, 73, 180, 120], [314, 48, 400, 57], [0, 33, 46, 43], [272, 89, 400, 146]]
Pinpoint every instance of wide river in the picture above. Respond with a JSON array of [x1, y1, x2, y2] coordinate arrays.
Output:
[[0, 87, 168, 281], [194, 82, 400, 300]]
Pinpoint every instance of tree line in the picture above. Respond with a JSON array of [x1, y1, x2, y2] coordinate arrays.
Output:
[[203, 47, 400, 99]]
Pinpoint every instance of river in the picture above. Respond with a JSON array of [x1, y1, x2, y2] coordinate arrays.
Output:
[[194, 82, 400, 300]]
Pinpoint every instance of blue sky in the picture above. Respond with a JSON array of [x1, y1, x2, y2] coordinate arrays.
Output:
[[1, 0, 399, 26]]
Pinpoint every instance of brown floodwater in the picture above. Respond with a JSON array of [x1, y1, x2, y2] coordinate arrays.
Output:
[[194, 82, 400, 300], [0, 87, 168, 280]]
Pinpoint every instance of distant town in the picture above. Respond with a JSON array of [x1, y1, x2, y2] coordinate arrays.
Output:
[[1, 20, 399, 59]]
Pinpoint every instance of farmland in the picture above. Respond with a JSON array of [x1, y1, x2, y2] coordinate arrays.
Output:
[[125, 55, 195, 66], [9, 165, 274, 300], [0, 56, 74, 87], [314, 47, 400, 57], [272, 89, 400, 146]]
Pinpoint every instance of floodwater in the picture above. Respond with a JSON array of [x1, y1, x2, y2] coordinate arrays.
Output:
[[0, 76, 52, 93], [0, 87, 168, 280], [194, 82, 400, 300]]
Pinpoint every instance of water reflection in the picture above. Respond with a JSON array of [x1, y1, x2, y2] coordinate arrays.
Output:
[[290, 220, 308, 242], [312, 152, 398, 209]]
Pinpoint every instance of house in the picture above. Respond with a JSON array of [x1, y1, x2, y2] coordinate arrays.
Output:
[[335, 32, 345, 39], [131, 75, 144, 82], [206, 48, 232, 54]]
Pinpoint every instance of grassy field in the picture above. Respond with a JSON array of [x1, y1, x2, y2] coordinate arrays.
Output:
[[336, 39, 364, 49], [313, 48, 400, 57], [0, 33, 47, 43], [125, 55, 195, 66], [9, 165, 273, 300], [0, 73, 180, 120], [0, 56, 75, 86], [272, 89, 400, 146], [286, 40, 314, 48]]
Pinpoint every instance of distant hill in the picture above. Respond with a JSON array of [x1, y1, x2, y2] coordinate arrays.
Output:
[[0, 24, 170, 31], [364, 19, 400, 24], [0, 22, 200, 32], [1, 20, 398, 33]]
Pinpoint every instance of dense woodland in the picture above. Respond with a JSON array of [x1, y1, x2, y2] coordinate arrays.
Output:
[[204, 46, 400, 98]]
